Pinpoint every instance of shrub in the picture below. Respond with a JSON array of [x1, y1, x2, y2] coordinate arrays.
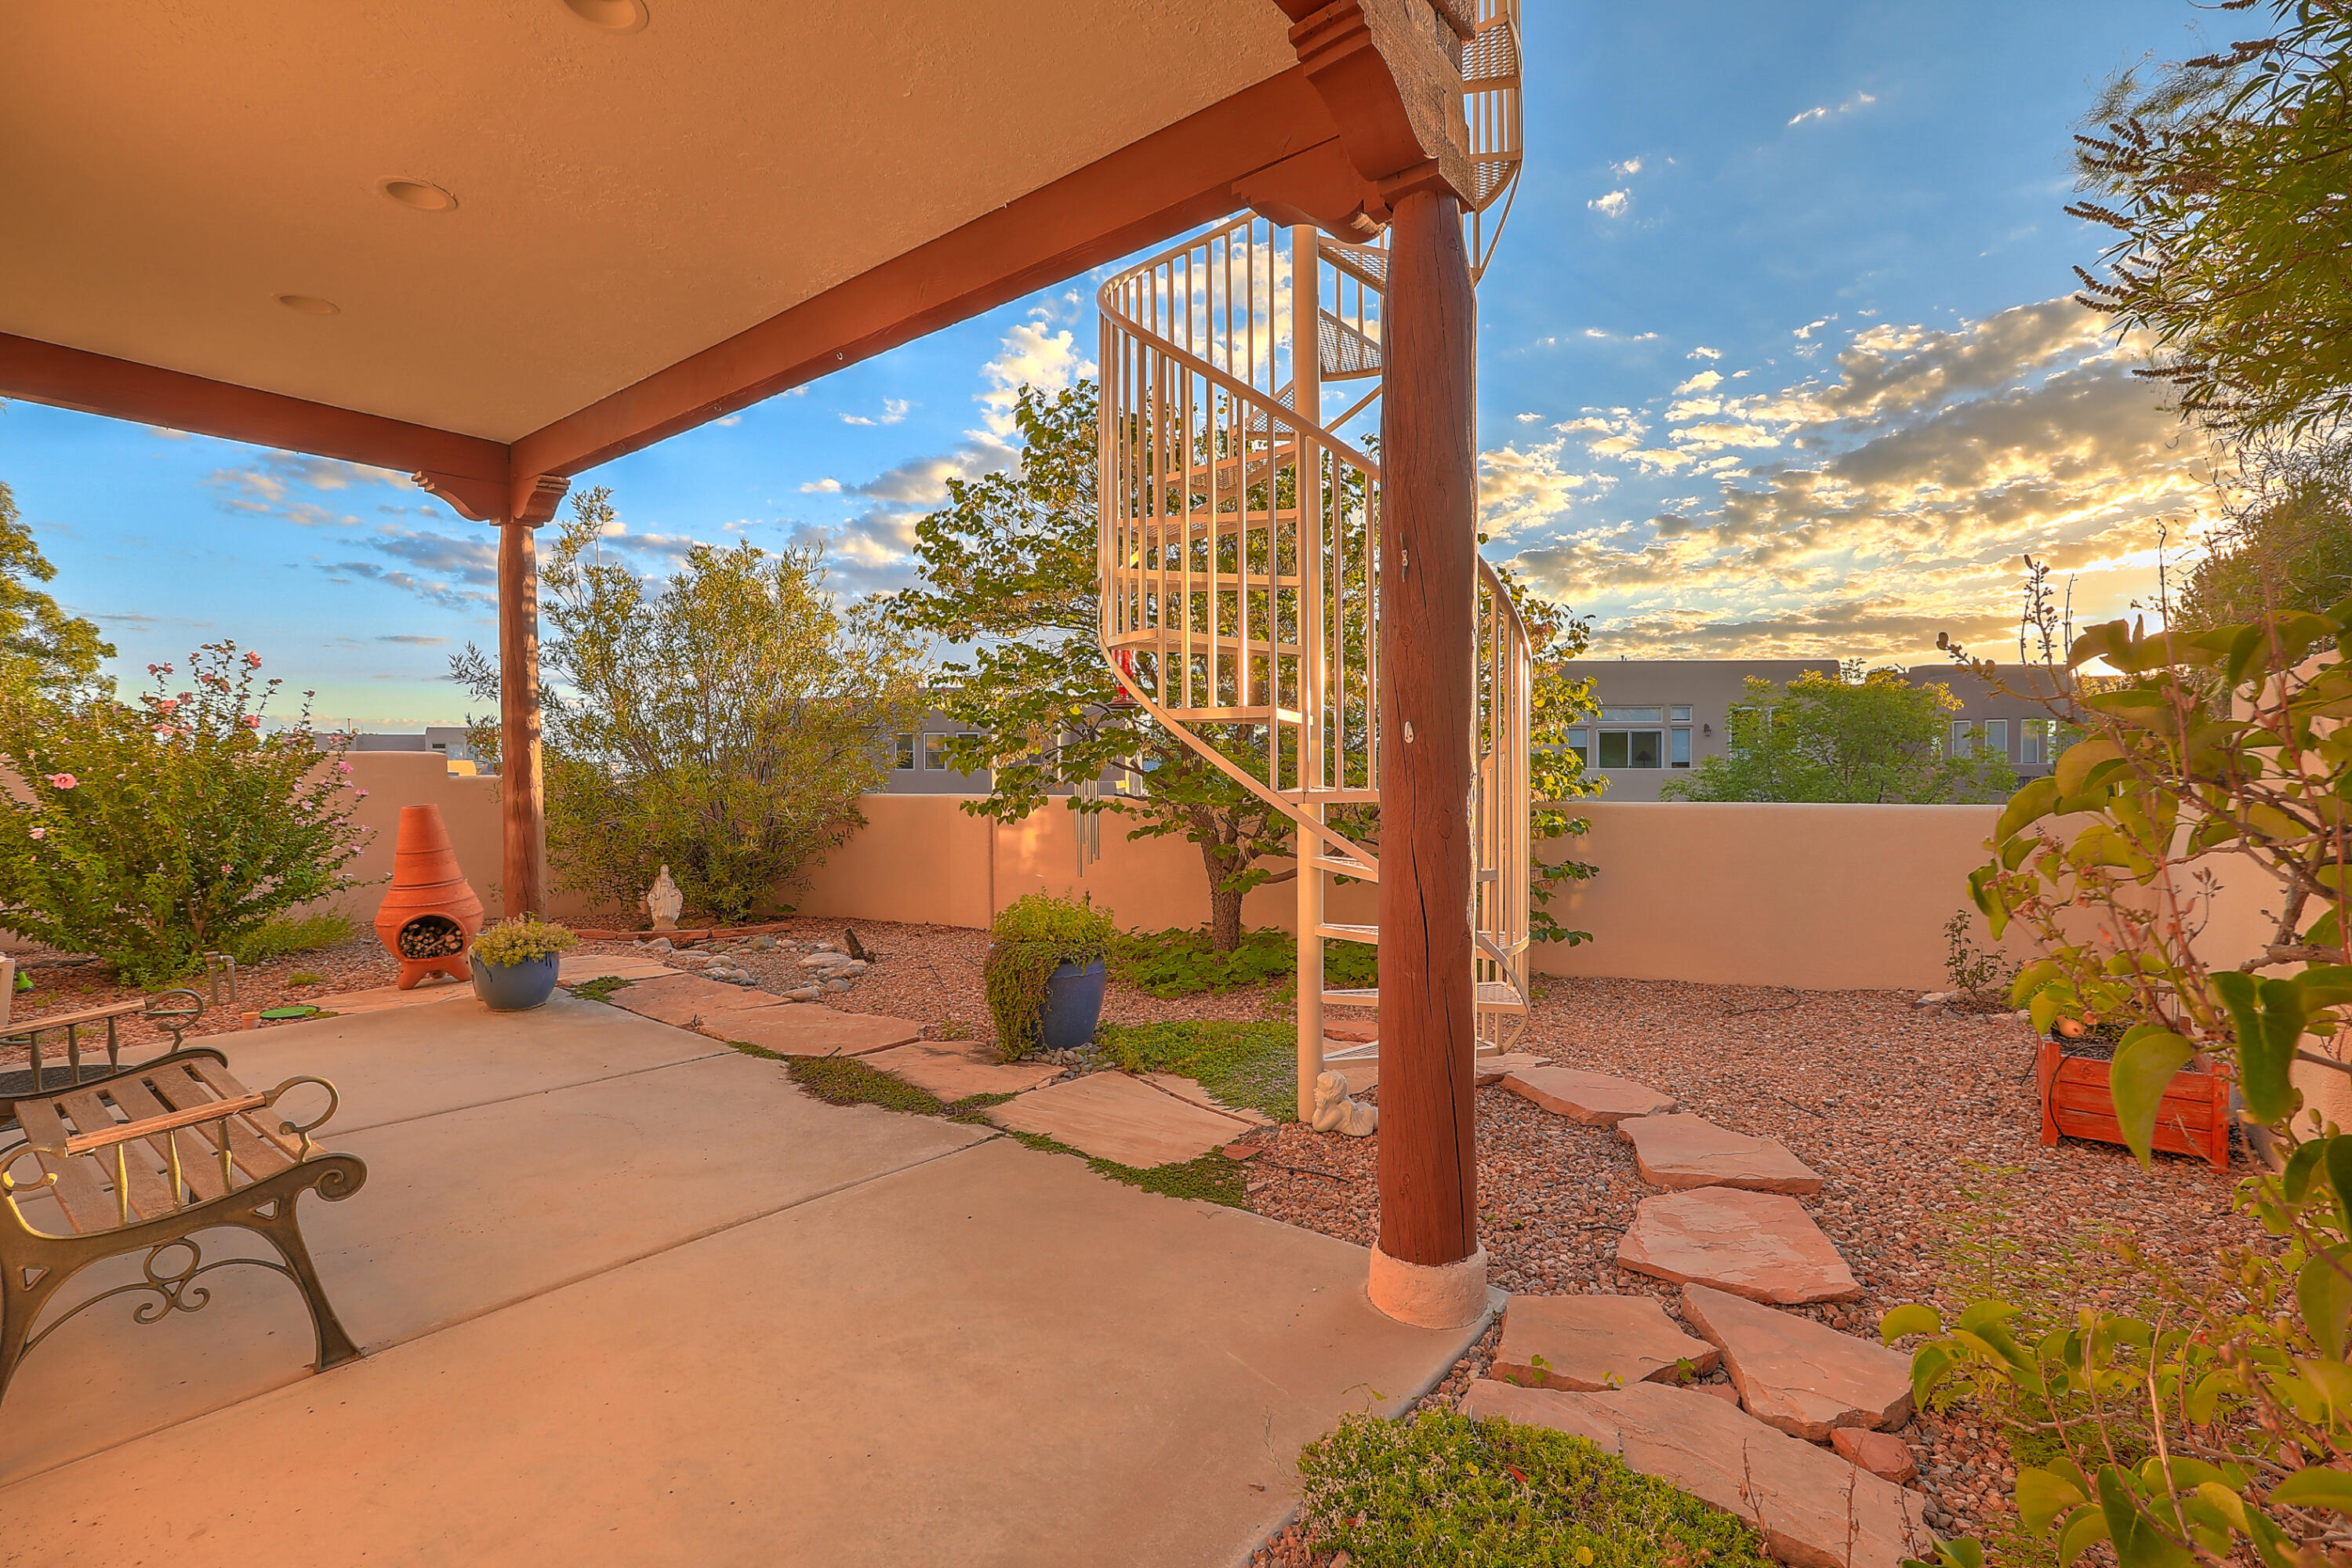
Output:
[[984, 891, 1115, 1061], [0, 642, 367, 985], [1112, 925, 1376, 997], [233, 912, 354, 965], [1297, 1409, 1773, 1567], [472, 914, 579, 967]]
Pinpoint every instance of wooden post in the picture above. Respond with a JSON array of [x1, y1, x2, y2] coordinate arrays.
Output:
[[1368, 176, 1484, 1327], [1293, 223, 1327, 1123], [497, 517, 546, 918]]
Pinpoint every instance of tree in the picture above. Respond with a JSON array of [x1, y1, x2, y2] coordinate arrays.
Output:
[[2176, 430, 2352, 628], [0, 478, 112, 702], [889, 383, 1602, 954], [2069, 1, 2352, 441], [453, 488, 925, 920], [1659, 663, 2016, 804]]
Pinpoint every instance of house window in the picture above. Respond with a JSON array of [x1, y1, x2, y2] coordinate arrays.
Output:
[[1600, 730, 1663, 768], [924, 734, 952, 770], [1983, 718, 2009, 758], [1949, 720, 1972, 756], [1563, 728, 1589, 767], [1599, 706, 1664, 724], [2021, 720, 2046, 767], [1669, 706, 1691, 723], [893, 733, 916, 770], [1671, 728, 1691, 768]]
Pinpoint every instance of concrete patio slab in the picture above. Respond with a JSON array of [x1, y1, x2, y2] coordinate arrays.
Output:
[[2, 1136, 1493, 1567], [863, 1039, 1064, 1099], [315, 975, 478, 1016], [989, 1071, 1247, 1166], [0, 1049, 985, 1486], [1142, 1071, 1272, 1126], [203, 991, 730, 1134], [605, 971, 782, 1028], [700, 1004, 925, 1057]]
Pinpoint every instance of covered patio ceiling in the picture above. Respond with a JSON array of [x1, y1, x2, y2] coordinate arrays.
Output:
[[0, 0, 1453, 497]]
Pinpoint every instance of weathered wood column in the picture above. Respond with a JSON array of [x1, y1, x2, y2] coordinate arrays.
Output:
[[495, 516, 546, 917], [417, 470, 568, 919], [1369, 172, 1485, 1327]]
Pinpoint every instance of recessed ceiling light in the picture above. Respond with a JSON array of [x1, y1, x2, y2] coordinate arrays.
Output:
[[379, 178, 457, 212], [562, 0, 648, 31], [276, 295, 340, 316]]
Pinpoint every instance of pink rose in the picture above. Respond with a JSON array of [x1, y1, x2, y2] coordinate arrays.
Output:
[[221, 864, 233, 874], [47, 774, 75, 790], [245, 652, 263, 668], [355, 789, 370, 800], [28, 827, 44, 840], [158, 699, 179, 713], [336, 759, 352, 775], [242, 715, 262, 730]]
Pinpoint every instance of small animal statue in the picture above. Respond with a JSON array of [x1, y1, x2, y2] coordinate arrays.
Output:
[[1311, 1070, 1377, 1137], [645, 865, 684, 933]]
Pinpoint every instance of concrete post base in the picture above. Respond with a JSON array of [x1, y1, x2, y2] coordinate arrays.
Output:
[[1368, 1243, 1489, 1329]]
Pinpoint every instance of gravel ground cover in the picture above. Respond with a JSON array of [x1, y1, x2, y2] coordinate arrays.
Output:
[[9, 916, 2253, 1561]]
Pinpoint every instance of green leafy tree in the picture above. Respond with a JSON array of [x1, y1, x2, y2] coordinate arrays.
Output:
[[0, 641, 365, 984], [2177, 434, 2352, 629], [1660, 663, 2016, 804], [453, 488, 925, 921], [0, 478, 112, 702], [2069, 0, 2352, 441], [889, 383, 1599, 953]]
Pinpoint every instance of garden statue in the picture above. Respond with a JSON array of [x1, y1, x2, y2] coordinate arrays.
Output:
[[1310, 1070, 1377, 1137], [645, 866, 683, 933]]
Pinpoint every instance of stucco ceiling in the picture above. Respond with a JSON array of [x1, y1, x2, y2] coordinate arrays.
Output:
[[0, 1, 1296, 441]]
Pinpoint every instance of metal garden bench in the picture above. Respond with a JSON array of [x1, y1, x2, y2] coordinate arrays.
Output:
[[0, 989, 209, 1110], [0, 1048, 368, 1409]]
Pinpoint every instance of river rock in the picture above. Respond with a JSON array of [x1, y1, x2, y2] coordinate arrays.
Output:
[[1460, 1380, 1934, 1568], [1617, 1113, 1824, 1193], [1831, 1428, 1918, 1483], [1680, 1283, 1915, 1439], [1617, 1189, 1861, 1304]]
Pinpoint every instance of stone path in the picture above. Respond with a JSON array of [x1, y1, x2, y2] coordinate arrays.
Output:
[[1679, 1284, 1913, 1439], [1618, 1189, 1863, 1304], [1461, 1379, 1934, 1568], [702, 1007, 925, 1058], [862, 1039, 1063, 1100], [608, 972, 783, 1029], [1617, 1112, 1824, 1194], [987, 1072, 1258, 1167], [1502, 1065, 1673, 1125], [1489, 1294, 1718, 1392]]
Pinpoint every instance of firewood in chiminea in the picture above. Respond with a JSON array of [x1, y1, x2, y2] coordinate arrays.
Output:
[[397, 915, 466, 960]]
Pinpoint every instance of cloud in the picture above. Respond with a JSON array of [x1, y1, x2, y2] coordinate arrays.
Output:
[[1500, 296, 2210, 662], [1479, 441, 1612, 540], [1673, 371, 1723, 396], [800, 477, 843, 493], [841, 398, 911, 427], [368, 524, 499, 586], [1688, 347, 1722, 361], [322, 559, 492, 612], [204, 450, 412, 526], [376, 634, 448, 645], [1610, 157, 1642, 178], [715, 415, 742, 427], [977, 304, 1093, 439], [1588, 190, 1630, 218], [1788, 91, 1877, 128]]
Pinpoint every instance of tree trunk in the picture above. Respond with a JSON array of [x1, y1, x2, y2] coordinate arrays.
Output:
[[1204, 848, 1246, 952]]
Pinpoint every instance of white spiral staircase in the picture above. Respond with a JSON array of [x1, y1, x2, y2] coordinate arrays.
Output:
[[1095, 0, 1529, 1120]]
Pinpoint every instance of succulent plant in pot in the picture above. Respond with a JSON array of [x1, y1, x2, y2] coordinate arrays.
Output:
[[984, 892, 1116, 1061], [469, 914, 579, 1012]]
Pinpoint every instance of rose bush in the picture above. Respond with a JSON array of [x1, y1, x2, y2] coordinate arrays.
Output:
[[0, 641, 368, 984]]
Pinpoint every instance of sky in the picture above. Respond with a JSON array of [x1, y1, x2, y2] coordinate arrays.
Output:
[[0, 0, 2221, 728]]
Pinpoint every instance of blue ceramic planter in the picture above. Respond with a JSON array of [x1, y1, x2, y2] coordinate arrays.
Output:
[[470, 951, 561, 1011], [1037, 958, 1108, 1051]]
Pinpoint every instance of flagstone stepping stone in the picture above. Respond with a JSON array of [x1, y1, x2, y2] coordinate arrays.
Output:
[[1503, 1066, 1672, 1125], [860, 1039, 1063, 1100], [1618, 1189, 1861, 1304], [1140, 1073, 1272, 1126], [1831, 1428, 1918, 1484], [987, 1072, 1250, 1167], [1679, 1284, 1915, 1439], [1461, 1380, 1933, 1568], [1490, 1294, 1719, 1392], [606, 972, 780, 1029], [1475, 1051, 1552, 1087], [557, 953, 675, 984], [695, 1006, 924, 1059], [1618, 1113, 1823, 1193]]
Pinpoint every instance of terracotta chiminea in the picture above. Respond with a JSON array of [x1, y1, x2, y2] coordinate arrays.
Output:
[[374, 804, 485, 990]]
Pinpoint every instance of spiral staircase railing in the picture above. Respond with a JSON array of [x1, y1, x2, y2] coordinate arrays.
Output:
[[1096, 0, 1527, 1121]]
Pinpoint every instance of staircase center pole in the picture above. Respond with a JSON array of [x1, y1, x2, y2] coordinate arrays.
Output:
[[1368, 179, 1485, 1327], [1291, 223, 1326, 1125]]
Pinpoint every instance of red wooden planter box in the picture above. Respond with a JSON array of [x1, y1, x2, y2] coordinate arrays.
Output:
[[2037, 1039, 2231, 1171]]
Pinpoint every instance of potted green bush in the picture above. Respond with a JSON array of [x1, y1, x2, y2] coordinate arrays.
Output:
[[984, 892, 1116, 1061], [469, 915, 579, 1012]]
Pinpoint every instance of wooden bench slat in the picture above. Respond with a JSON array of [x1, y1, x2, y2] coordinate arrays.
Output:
[[186, 1058, 306, 1163], [9, 1098, 120, 1235], [93, 1072, 242, 1204], [2, 998, 148, 1035], [55, 1087, 176, 1223], [150, 1063, 295, 1181]]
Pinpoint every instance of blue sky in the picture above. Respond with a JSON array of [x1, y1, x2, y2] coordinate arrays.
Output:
[[0, 0, 2213, 728]]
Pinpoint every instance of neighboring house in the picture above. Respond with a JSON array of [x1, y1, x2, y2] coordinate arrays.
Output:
[[334, 726, 479, 771], [1555, 660, 1836, 801], [1896, 661, 2071, 781], [881, 710, 992, 795]]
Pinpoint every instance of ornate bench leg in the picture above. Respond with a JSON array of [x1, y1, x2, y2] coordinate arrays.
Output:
[[249, 1159, 368, 1373], [0, 1247, 78, 1408]]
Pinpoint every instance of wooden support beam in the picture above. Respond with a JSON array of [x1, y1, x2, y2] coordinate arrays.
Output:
[[1370, 176, 1483, 1323], [495, 514, 550, 919]]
